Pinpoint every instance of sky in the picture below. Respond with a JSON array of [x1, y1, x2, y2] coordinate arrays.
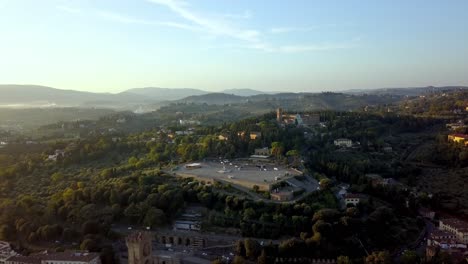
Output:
[[0, 0, 467, 93]]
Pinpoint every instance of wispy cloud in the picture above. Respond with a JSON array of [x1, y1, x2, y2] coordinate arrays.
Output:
[[56, 5, 81, 14], [270, 26, 318, 34], [270, 24, 339, 34], [276, 43, 351, 53], [221, 10, 253, 20], [145, 0, 356, 53], [95, 10, 200, 31], [146, 0, 262, 44], [56, 0, 357, 53]]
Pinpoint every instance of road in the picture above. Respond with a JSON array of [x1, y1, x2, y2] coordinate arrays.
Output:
[[392, 218, 435, 262]]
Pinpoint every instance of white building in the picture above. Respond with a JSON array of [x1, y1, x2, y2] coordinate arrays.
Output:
[[334, 138, 353, 148], [0, 242, 16, 264], [6, 252, 100, 264], [344, 193, 367, 206], [439, 218, 468, 244], [173, 220, 201, 231]]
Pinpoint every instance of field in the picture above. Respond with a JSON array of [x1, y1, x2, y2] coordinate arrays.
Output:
[[174, 161, 302, 191]]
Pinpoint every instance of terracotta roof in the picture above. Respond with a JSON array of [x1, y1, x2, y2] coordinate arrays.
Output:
[[6, 255, 43, 264], [449, 134, 468, 139], [344, 193, 366, 199], [430, 229, 455, 238], [43, 252, 100, 262], [7, 252, 99, 264]]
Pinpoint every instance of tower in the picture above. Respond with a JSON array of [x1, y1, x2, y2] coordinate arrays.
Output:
[[126, 232, 153, 264], [276, 108, 283, 123]]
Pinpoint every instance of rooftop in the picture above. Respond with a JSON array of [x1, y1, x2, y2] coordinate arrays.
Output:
[[449, 134, 468, 139], [345, 193, 367, 199], [46, 252, 99, 262], [6, 255, 43, 264], [441, 218, 468, 232]]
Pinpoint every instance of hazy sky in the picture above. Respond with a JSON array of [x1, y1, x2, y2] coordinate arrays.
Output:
[[1, 0, 467, 93]]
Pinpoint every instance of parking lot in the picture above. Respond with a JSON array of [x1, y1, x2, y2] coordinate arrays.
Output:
[[175, 161, 302, 191]]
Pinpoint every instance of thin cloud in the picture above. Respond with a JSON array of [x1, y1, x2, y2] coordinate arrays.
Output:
[[95, 10, 200, 31], [277, 44, 350, 53], [145, 0, 355, 53], [56, 5, 81, 14], [146, 0, 262, 44], [58, 0, 356, 54], [221, 10, 253, 20], [270, 26, 318, 34], [270, 24, 338, 34]]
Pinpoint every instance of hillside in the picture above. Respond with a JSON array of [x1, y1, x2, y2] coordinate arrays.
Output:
[[343, 86, 468, 96], [0, 85, 148, 108], [222, 88, 265, 96], [121, 87, 209, 101]]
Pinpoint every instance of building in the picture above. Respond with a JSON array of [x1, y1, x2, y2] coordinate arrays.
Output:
[[6, 252, 100, 264], [365, 174, 383, 187], [217, 134, 228, 141], [254, 148, 270, 156], [440, 218, 468, 244], [185, 163, 202, 169], [448, 134, 468, 146], [301, 114, 321, 127], [47, 150, 66, 162], [334, 138, 352, 148], [276, 108, 283, 123], [179, 120, 200, 126], [426, 245, 468, 263], [173, 220, 201, 231], [418, 207, 436, 220], [344, 193, 367, 206], [0, 242, 16, 264], [249, 132, 262, 140], [276, 108, 317, 127], [446, 122, 466, 131], [270, 190, 294, 202], [6, 255, 42, 264], [126, 232, 155, 264], [124, 232, 209, 264]]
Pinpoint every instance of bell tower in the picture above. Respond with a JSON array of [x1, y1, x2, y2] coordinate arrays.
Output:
[[126, 232, 153, 264], [276, 108, 283, 123]]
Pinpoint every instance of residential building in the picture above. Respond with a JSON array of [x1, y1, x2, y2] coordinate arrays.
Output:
[[365, 174, 384, 187], [448, 134, 468, 146], [249, 132, 261, 140], [440, 218, 468, 243], [218, 134, 228, 141], [418, 207, 435, 220], [179, 120, 200, 126], [301, 114, 321, 127], [47, 150, 66, 162], [270, 190, 294, 201], [173, 220, 201, 231], [334, 138, 352, 148], [185, 163, 202, 169], [0, 242, 16, 264], [276, 108, 317, 127], [6, 252, 100, 264], [344, 193, 367, 206], [254, 147, 270, 156], [6, 255, 42, 264]]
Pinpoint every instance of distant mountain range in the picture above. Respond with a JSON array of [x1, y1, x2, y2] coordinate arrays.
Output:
[[0, 84, 467, 110], [341, 86, 468, 96], [0, 85, 268, 109]]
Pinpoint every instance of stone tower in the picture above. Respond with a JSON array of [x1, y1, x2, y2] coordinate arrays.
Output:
[[276, 108, 283, 123], [126, 232, 153, 264]]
